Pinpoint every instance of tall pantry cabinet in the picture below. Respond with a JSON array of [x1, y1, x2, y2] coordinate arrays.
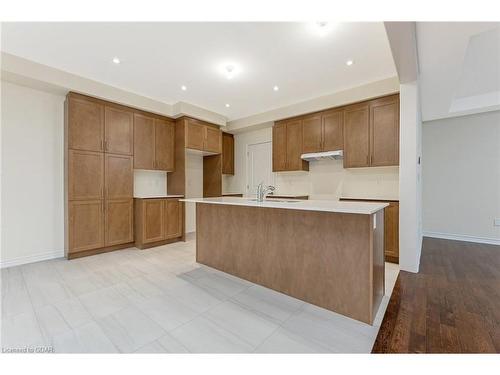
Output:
[[65, 93, 134, 258]]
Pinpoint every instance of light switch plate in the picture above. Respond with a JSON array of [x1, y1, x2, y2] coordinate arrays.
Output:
[[494, 218, 500, 227]]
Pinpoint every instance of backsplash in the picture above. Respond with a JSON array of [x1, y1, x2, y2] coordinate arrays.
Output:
[[133, 169, 167, 197]]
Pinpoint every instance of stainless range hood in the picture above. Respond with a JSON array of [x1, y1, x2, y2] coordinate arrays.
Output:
[[301, 150, 343, 161]]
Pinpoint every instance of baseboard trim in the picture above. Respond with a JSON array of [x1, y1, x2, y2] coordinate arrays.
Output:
[[423, 231, 500, 246], [1, 250, 65, 269]]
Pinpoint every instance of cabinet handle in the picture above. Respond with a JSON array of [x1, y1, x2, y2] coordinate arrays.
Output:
[[370, 154, 373, 165], [101, 139, 104, 150]]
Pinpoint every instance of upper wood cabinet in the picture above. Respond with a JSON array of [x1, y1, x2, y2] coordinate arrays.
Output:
[[302, 114, 322, 153], [154, 119, 175, 171], [133, 114, 155, 169], [343, 94, 399, 168], [343, 103, 370, 168], [133, 114, 175, 171], [185, 118, 222, 154], [68, 150, 104, 200], [105, 154, 133, 199], [370, 95, 399, 167], [68, 96, 104, 152], [272, 122, 287, 172], [222, 132, 234, 175], [104, 106, 133, 155], [272, 120, 309, 172], [322, 109, 344, 152]]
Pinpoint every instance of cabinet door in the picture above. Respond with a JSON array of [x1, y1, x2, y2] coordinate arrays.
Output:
[[185, 120, 205, 151], [302, 114, 322, 153], [322, 109, 344, 151], [133, 114, 155, 170], [142, 199, 165, 243], [155, 119, 175, 171], [272, 122, 287, 172], [384, 202, 399, 261], [105, 199, 133, 246], [105, 154, 133, 199], [68, 150, 104, 200], [285, 120, 306, 171], [370, 97, 399, 166], [69, 200, 104, 253], [205, 126, 222, 153], [222, 132, 234, 175], [343, 104, 370, 168], [165, 199, 182, 239], [105, 106, 133, 155], [68, 97, 104, 152]]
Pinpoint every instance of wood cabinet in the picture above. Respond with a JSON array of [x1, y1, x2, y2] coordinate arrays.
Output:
[[165, 199, 182, 239], [105, 199, 134, 246], [222, 132, 234, 175], [344, 94, 399, 168], [68, 200, 104, 253], [105, 154, 133, 199], [340, 198, 399, 263], [134, 198, 184, 249], [185, 118, 222, 154], [68, 96, 104, 152], [343, 103, 370, 168], [272, 120, 309, 172], [155, 119, 175, 171], [370, 96, 399, 167], [133, 114, 175, 171], [133, 114, 155, 169], [272, 122, 287, 171], [68, 150, 104, 200], [302, 111, 344, 153], [104, 106, 133, 155]]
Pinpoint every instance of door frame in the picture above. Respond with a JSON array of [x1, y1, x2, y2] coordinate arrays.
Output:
[[245, 141, 275, 196]]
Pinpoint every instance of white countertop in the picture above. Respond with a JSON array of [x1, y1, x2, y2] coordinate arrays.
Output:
[[340, 195, 399, 201], [181, 197, 387, 215], [134, 195, 184, 199]]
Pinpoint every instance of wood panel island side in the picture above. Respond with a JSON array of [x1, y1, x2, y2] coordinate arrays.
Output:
[[181, 197, 388, 324]]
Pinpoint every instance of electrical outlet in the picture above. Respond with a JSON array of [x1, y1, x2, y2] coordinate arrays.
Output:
[[494, 218, 500, 227]]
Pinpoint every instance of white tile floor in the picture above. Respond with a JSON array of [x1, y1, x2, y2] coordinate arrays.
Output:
[[1, 238, 399, 353]]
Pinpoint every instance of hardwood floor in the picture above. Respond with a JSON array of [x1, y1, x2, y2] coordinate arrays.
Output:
[[372, 237, 500, 353]]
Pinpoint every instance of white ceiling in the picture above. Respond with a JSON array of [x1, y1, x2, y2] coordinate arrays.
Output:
[[417, 22, 500, 122], [1, 22, 396, 120]]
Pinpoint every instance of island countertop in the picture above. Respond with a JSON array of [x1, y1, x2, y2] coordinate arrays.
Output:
[[181, 196, 387, 215]]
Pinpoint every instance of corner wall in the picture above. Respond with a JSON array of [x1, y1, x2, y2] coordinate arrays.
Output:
[[1, 81, 65, 267], [422, 111, 500, 244], [399, 81, 423, 273]]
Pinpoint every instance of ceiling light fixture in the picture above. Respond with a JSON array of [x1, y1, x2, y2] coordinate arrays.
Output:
[[218, 62, 241, 80], [346, 59, 354, 66], [225, 104, 230, 108], [112, 57, 121, 64], [225, 65, 235, 79], [181, 85, 187, 91], [313, 22, 335, 37], [273, 85, 279, 91]]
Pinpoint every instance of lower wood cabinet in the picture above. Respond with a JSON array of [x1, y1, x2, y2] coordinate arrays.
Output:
[[68, 200, 104, 253], [105, 199, 134, 246], [134, 198, 184, 249]]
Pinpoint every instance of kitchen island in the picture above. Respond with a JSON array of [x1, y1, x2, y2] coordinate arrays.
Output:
[[181, 197, 388, 324]]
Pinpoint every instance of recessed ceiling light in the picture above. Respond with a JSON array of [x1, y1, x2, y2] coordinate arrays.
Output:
[[218, 62, 241, 80], [273, 85, 279, 92], [112, 57, 121, 64], [346, 59, 354, 66], [225, 104, 230, 108], [311, 22, 336, 37], [181, 85, 187, 91]]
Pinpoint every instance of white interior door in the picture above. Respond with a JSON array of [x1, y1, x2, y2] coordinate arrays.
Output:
[[246, 141, 274, 195]]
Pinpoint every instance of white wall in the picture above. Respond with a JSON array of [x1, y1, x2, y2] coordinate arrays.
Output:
[[422, 110, 500, 244], [223, 126, 399, 200], [399, 81, 423, 273], [184, 152, 203, 233], [1, 81, 65, 267]]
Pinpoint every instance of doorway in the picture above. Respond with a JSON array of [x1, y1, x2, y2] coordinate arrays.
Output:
[[246, 141, 275, 196]]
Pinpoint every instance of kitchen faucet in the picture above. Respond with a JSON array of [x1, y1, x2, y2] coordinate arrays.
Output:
[[256, 182, 275, 202]]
